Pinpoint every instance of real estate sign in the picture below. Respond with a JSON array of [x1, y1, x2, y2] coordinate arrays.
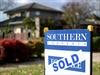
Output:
[[45, 29, 91, 75]]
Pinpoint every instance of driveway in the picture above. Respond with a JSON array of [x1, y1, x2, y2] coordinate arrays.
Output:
[[93, 53, 100, 62]]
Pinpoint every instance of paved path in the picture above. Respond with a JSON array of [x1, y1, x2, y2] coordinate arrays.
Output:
[[93, 53, 100, 62]]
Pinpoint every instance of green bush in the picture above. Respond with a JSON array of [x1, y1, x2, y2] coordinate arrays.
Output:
[[93, 36, 100, 52], [27, 38, 44, 57]]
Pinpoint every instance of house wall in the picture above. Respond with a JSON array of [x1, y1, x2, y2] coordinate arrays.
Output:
[[9, 11, 28, 18], [26, 11, 30, 17], [30, 10, 61, 19], [0, 26, 14, 38], [0, 25, 27, 40], [13, 25, 28, 40], [10, 13, 21, 18], [9, 10, 62, 19]]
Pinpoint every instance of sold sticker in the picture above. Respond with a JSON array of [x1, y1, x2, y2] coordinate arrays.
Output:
[[48, 52, 85, 72]]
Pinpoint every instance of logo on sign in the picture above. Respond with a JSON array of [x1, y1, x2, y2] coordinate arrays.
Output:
[[48, 54, 85, 72]]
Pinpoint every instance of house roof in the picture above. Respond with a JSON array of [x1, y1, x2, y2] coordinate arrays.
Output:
[[4, 2, 63, 14], [0, 17, 24, 27], [0, 19, 9, 27], [80, 20, 100, 25]]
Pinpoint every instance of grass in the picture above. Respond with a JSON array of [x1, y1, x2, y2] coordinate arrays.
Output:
[[0, 64, 44, 75], [93, 62, 100, 75], [0, 62, 100, 75]]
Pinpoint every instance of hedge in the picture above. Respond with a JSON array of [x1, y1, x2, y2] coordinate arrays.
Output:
[[27, 38, 44, 58], [93, 36, 100, 52]]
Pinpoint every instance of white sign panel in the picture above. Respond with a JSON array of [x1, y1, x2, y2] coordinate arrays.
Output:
[[45, 29, 91, 75]]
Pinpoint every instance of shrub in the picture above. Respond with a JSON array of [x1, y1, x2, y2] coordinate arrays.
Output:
[[0, 39, 33, 62], [93, 36, 100, 52], [27, 38, 44, 57], [34, 41, 44, 57], [0, 46, 6, 63]]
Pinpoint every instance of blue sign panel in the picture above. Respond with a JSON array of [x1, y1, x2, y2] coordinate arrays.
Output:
[[45, 29, 91, 75]]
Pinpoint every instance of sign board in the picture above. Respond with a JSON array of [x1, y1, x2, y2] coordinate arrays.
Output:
[[45, 29, 91, 75]]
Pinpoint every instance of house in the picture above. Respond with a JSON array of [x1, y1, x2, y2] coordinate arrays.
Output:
[[80, 14, 100, 36], [0, 2, 63, 40]]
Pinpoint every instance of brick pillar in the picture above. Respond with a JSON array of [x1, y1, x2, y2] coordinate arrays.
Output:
[[35, 17, 40, 38]]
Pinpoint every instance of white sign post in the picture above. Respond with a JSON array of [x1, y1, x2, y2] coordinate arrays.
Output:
[[45, 29, 91, 75]]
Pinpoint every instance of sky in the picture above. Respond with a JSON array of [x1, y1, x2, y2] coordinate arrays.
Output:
[[0, 0, 69, 22]]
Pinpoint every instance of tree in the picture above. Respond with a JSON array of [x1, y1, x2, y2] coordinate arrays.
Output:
[[63, 1, 93, 28], [23, 17, 36, 38], [0, 0, 16, 11], [23, 17, 35, 29]]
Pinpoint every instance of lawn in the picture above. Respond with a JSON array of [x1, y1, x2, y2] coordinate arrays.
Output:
[[0, 62, 100, 75], [93, 62, 100, 75], [0, 64, 44, 75]]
